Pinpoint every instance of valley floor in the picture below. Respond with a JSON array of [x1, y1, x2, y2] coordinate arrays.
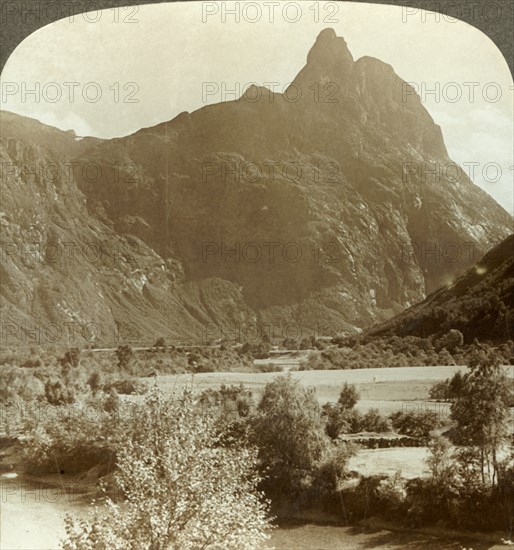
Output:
[[2, 365, 512, 549]]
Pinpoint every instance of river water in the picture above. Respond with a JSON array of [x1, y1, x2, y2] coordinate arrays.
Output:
[[1, 472, 501, 549]]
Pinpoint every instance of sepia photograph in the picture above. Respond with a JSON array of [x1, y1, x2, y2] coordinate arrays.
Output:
[[0, 1, 513, 548]]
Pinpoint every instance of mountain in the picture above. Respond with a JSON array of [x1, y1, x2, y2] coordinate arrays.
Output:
[[0, 112, 258, 347], [365, 234, 514, 343], [1, 29, 512, 346], [0, 110, 102, 157]]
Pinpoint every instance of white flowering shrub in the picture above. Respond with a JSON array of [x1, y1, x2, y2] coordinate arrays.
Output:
[[62, 389, 272, 549]]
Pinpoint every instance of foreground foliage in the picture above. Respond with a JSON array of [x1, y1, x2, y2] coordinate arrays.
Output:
[[61, 390, 272, 550], [251, 374, 355, 514]]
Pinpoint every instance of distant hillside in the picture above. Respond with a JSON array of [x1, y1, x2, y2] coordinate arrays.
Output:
[[0, 110, 102, 156], [366, 234, 514, 343]]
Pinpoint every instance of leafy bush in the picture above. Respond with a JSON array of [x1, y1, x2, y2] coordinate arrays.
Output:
[[59, 348, 80, 368], [194, 362, 216, 373], [0, 366, 44, 403], [389, 409, 440, 438], [360, 408, 391, 433], [322, 402, 351, 439], [435, 329, 464, 353], [342, 475, 403, 522], [198, 384, 254, 441], [115, 345, 133, 369], [44, 378, 79, 405], [257, 363, 283, 373], [43, 363, 88, 405], [22, 398, 120, 474], [108, 377, 148, 395], [154, 336, 166, 348], [62, 390, 272, 550]]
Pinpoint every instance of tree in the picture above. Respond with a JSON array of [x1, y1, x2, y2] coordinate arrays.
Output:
[[251, 374, 333, 505], [426, 436, 454, 488], [154, 337, 166, 350], [115, 345, 133, 370], [338, 383, 359, 409], [62, 389, 271, 549], [429, 379, 450, 401], [321, 383, 365, 438], [448, 370, 465, 398], [429, 370, 465, 401], [450, 352, 511, 485], [436, 329, 464, 354], [437, 348, 456, 366], [406, 437, 457, 526], [360, 408, 390, 433]]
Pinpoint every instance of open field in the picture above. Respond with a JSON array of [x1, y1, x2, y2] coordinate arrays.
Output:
[[152, 366, 469, 412], [348, 448, 430, 479], [154, 365, 513, 404], [0, 474, 77, 550]]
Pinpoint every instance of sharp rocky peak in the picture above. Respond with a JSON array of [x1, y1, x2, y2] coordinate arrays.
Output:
[[307, 28, 354, 69]]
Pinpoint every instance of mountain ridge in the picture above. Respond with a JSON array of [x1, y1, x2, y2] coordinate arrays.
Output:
[[1, 29, 512, 346]]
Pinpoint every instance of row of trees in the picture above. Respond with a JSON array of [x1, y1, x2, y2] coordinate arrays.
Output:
[[322, 383, 441, 440], [301, 334, 514, 370]]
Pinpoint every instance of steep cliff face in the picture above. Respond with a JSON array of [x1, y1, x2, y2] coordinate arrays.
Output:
[[1, 29, 512, 345], [0, 133, 256, 347]]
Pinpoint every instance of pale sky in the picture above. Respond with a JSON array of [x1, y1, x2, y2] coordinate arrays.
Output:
[[1, 1, 512, 213]]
